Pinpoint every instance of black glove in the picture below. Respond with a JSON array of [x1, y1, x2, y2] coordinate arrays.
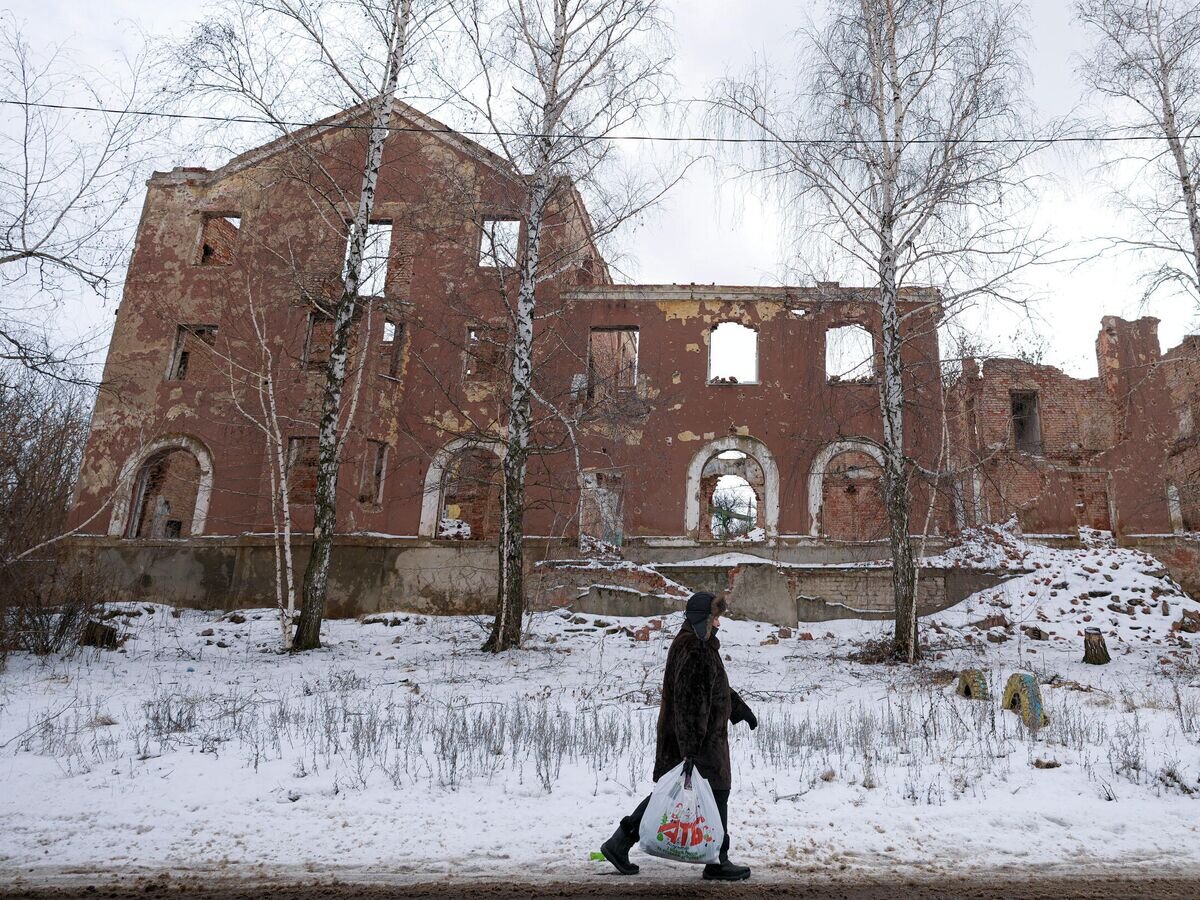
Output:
[[744, 707, 758, 730], [682, 757, 695, 778]]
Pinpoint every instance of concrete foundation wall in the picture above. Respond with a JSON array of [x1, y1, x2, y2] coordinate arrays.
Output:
[[67, 536, 499, 618], [66, 534, 1016, 627], [67, 530, 1193, 627]]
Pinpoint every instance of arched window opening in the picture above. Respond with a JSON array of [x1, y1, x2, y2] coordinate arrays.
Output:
[[826, 325, 875, 383], [708, 322, 758, 384], [700, 449, 765, 541], [127, 449, 202, 539], [439, 448, 502, 540], [710, 475, 758, 540]]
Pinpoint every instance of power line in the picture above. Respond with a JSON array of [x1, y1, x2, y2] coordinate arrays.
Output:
[[0, 96, 1189, 146]]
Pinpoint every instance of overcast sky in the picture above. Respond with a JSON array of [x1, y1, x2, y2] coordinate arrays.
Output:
[[9, 0, 1199, 377]]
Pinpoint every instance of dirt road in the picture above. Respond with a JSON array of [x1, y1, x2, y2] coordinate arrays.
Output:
[[0, 877, 1194, 899]]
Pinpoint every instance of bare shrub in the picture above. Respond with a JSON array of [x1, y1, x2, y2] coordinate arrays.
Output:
[[0, 368, 90, 557], [0, 366, 92, 658], [2, 559, 99, 655]]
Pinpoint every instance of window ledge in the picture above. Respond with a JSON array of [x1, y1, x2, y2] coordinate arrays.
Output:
[[827, 378, 877, 386], [707, 380, 760, 387]]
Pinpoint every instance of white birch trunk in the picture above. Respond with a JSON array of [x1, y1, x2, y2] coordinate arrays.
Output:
[[485, 173, 550, 652], [293, 0, 411, 651], [1157, 62, 1200, 297]]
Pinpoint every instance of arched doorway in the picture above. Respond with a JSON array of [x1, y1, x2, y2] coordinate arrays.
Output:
[[126, 449, 203, 538], [684, 436, 779, 541], [419, 438, 506, 539], [109, 435, 214, 538], [709, 464, 760, 540], [438, 447, 503, 540], [808, 440, 887, 539], [820, 449, 887, 540]]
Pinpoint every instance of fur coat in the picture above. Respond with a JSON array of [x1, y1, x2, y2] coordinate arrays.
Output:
[[653, 624, 752, 792]]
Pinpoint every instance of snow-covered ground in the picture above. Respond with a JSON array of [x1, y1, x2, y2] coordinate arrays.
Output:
[[4, 529, 1200, 886]]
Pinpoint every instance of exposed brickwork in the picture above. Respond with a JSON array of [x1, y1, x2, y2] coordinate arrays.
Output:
[[820, 449, 887, 542], [64, 102, 1200, 615], [441, 448, 502, 540], [794, 570, 946, 615], [947, 315, 1196, 539], [1163, 335, 1200, 530], [198, 215, 238, 266], [130, 449, 201, 538]]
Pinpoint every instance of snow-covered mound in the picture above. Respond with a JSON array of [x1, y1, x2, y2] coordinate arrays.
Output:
[[925, 520, 1197, 653]]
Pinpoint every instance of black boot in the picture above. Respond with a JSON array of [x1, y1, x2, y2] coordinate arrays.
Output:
[[600, 824, 639, 875], [703, 846, 751, 881]]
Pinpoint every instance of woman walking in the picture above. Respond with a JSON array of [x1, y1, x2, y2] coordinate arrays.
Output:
[[600, 591, 756, 882]]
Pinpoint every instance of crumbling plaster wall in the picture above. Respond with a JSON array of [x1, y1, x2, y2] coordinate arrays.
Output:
[[561, 285, 950, 541], [947, 317, 1182, 536]]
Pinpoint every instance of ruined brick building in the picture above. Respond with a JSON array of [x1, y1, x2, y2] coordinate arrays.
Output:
[[65, 105, 1200, 616]]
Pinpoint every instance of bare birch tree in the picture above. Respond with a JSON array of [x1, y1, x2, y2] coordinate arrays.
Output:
[[712, 0, 1047, 661], [221, 283, 300, 650], [178, 0, 446, 650], [0, 16, 164, 378], [1077, 0, 1200, 311], [447, 0, 672, 651]]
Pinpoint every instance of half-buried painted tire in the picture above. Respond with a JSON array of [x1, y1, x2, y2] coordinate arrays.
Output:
[[956, 669, 990, 700], [1002, 672, 1048, 727]]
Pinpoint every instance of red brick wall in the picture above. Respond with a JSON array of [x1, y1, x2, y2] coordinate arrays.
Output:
[[821, 449, 887, 541], [198, 216, 239, 266], [132, 449, 201, 538], [948, 317, 1180, 537], [1163, 336, 1200, 530]]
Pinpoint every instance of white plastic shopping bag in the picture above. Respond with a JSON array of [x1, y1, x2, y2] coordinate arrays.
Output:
[[638, 761, 723, 864]]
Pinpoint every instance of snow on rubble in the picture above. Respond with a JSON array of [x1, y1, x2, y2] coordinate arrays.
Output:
[[923, 518, 1197, 655], [3, 532, 1200, 887]]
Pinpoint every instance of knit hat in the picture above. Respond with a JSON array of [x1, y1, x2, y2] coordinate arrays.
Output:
[[684, 591, 727, 641]]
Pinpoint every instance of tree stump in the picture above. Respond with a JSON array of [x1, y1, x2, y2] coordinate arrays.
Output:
[[1082, 627, 1111, 665], [79, 620, 119, 650]]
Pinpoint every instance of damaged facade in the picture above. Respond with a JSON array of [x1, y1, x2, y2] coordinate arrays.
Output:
[[65, 107, 1200, 615]]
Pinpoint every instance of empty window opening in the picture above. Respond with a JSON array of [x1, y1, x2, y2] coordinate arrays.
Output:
[[126, 448, 202, 539], [304, 312, 334, 369], [348, 221, 393, 298], [1011, 390, 1042, 453], [360, 440, 388, 506], [167, 324, 218, 381], [287, 436, 320, 504], [699, 448, 765, 540], [710, 475, 758, 540], [708, 322, 758, 384], [479, 218, 521, 268], [579, 469, 625, 547], [826, 325, 875, 383], [382, 320, 405, 378], [439, 448, 502, 540], [588, 328, 639, 400], [198, 214, 240, 266], [465, 325, 505, 381]]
